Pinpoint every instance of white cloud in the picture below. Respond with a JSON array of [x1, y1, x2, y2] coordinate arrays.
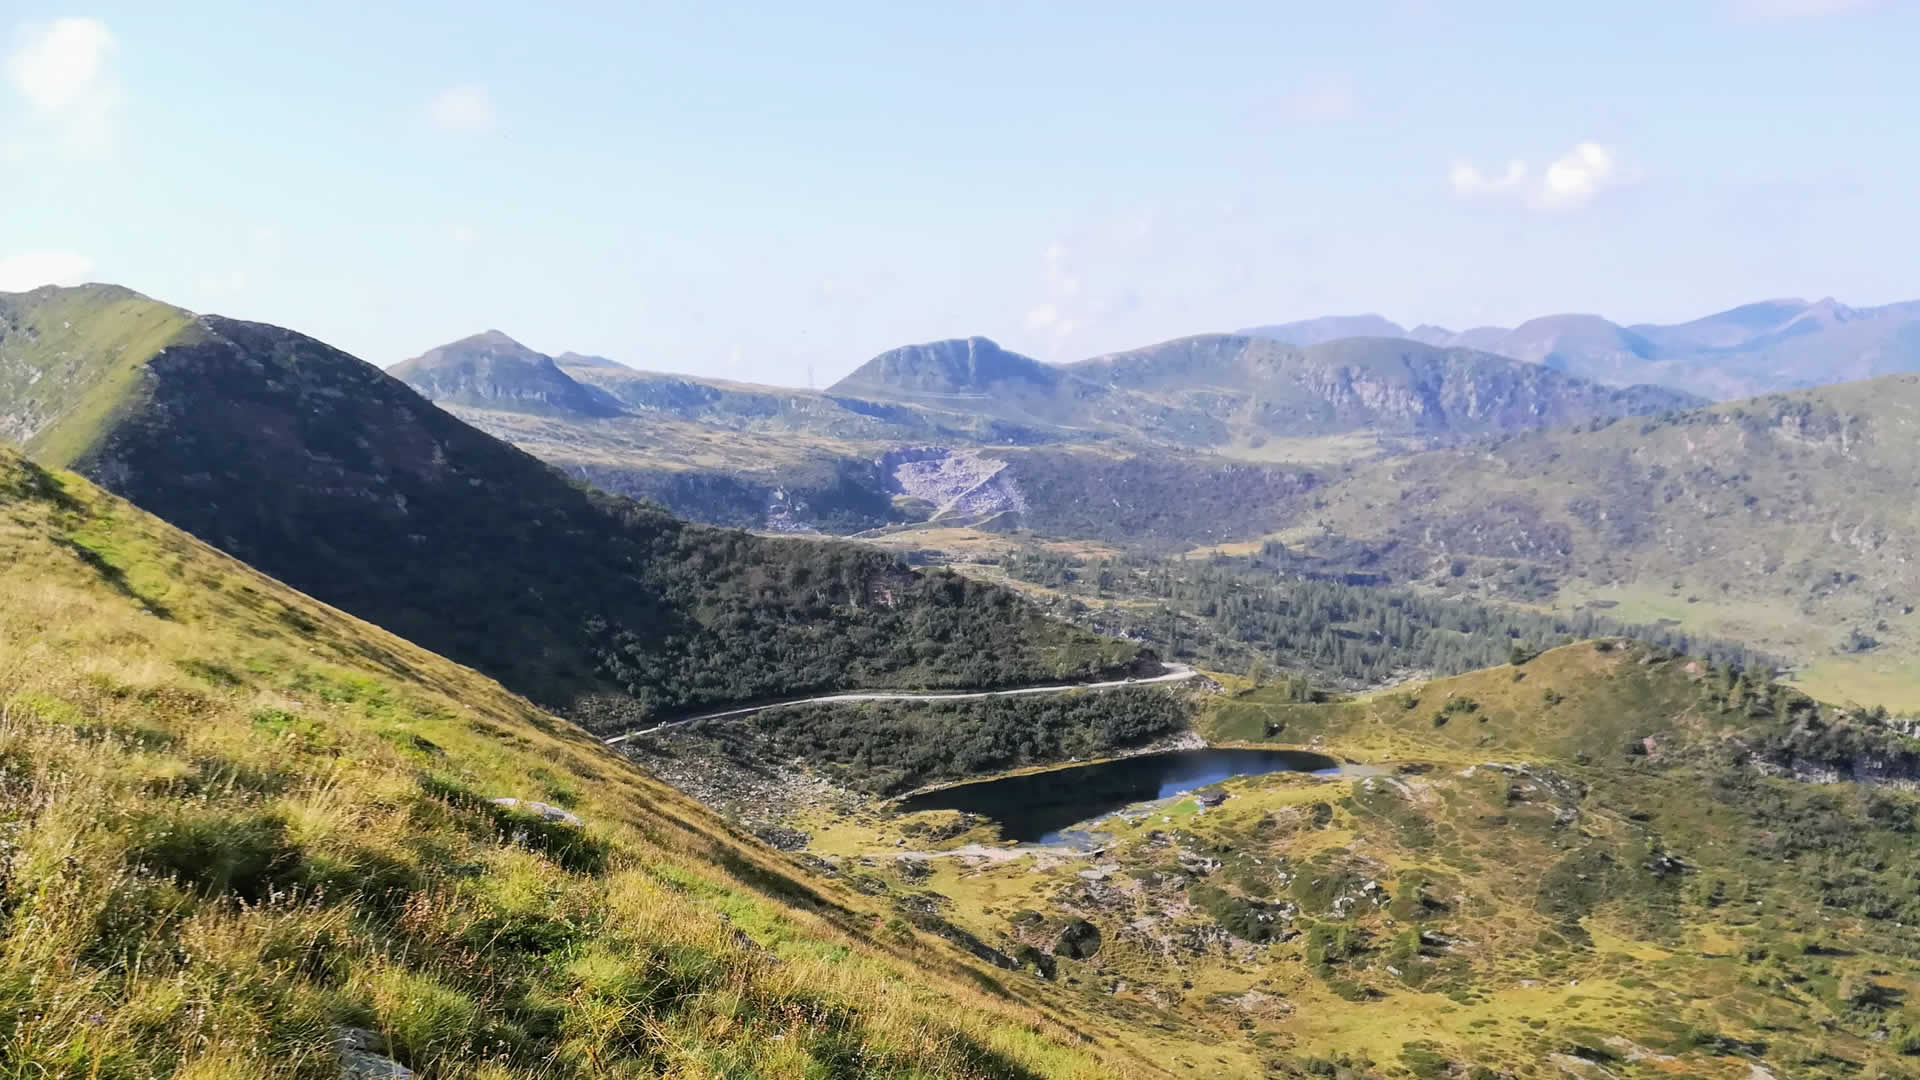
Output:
[[0, 251, 94, 292], [1449, 142, 1629, 211], [1450, 158, 1529, 197], [5, 17, 119, 154], [7, 17, 112, 109], [1539, 143, 1619, 207], [1731, 0, 1876, 18], [424, 84, 497, 135]]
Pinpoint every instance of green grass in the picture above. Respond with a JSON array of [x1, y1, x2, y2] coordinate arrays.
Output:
[[795, 639, 1920, 1078], [1265, 378, 1920, 708], [0, 285, 200, 467], [0, 449, 1151, 1079]]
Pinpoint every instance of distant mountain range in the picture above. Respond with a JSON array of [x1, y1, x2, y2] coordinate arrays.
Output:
[[402, 330, 1697, 449], [1240, 296, 1920, 400], [829, 333, 1701, 444]]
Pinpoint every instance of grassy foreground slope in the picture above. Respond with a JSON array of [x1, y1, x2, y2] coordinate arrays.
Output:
[[0, 447, 1147, 1079], [0, 285, 1137, 733]]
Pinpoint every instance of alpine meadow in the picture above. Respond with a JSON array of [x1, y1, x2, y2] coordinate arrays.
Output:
[[6, 4, 1920, 1079]]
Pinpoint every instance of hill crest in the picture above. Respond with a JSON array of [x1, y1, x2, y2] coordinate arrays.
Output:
[[389, 330, 625, 418]]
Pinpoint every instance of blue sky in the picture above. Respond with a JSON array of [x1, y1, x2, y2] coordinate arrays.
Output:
[[3, 1, 1915, 385]]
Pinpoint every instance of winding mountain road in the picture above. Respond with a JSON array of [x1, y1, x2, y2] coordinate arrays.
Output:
[[603, 662, 1197, 746]]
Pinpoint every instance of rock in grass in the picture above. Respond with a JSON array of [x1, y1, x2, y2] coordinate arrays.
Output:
[[334, 1028, 412, 1079], [489, 797, 585, 827]]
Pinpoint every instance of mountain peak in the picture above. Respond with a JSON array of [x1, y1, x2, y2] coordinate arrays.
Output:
[[389, 332, 623, 418], [447, 328, 531, 350], [828, 336, 1059, 399]]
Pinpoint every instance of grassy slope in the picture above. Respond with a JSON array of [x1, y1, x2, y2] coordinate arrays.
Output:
[[806, 642, 1920, 1078], [1268, 376, 1920, 706], [0, 285, 200, 465], [0, 447, 1160, 1079]]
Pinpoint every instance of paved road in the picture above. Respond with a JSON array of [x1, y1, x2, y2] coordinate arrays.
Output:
[[603, 662, 1197, 746]]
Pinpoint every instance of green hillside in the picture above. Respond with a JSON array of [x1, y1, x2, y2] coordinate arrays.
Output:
[[1270, 375, 1920, 705], [0, 286, 1139, 733], [806, 642, 1920, 1078], [0, 448, 1151, 1079]]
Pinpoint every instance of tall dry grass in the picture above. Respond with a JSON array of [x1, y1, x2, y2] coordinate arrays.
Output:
[[0, 454, 1142, 1079]]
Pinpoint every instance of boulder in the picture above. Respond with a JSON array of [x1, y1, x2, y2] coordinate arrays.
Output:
[[335, 1027, 412, 1079], [488, 797, 584, 827], [1052, 918, 1103, 960]]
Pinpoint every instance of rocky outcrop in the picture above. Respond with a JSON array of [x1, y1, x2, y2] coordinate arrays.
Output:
[[879, 447, 1028, 519], [488, 797, 585, 826]]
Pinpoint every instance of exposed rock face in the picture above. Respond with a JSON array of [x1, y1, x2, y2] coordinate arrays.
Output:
[[880, 447, 1028, 519]]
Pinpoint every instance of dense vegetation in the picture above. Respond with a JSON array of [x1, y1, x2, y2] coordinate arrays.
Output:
[[563, 455, 911, 533], [998, 543, 1772, 687], [0, 287, 1138, 734], [998, 452, 1321, 549], [715, 688, 1190, 794], [0, 450, 1141, 1079]]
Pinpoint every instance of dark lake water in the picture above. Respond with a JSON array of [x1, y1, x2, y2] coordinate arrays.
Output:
[[894, 747, 1342, 845]]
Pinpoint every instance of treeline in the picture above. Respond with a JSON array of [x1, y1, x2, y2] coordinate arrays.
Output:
[[1001, 451, 1320, 550], [999, 543, 1772, 687], [713, 688, 1189, 794], [578, 531, 1139, 729]]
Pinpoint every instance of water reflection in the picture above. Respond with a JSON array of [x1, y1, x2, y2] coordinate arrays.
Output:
[[895, 747, 1343, 844]]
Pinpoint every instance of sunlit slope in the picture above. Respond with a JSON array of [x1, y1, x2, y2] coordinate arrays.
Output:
[[0, 448, 1147, 1079], [827, 642, 1920, 1078], [0, 284, 200, 465]]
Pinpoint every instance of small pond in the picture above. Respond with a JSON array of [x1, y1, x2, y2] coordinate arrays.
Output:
[[894, 747, 1346, 845]]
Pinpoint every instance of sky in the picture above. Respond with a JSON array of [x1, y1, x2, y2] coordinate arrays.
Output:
[[3, 1, 1917, 386]]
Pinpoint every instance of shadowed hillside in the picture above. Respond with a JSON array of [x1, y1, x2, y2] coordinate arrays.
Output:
[[0, 286, 1139, 732]]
